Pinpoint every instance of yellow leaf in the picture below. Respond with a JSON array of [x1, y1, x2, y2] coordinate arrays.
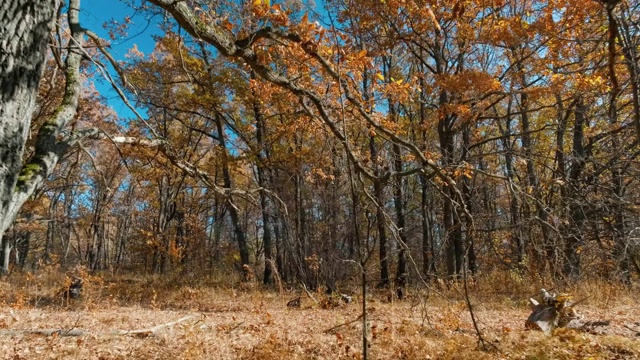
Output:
[[376, 73, 385, 81], [252, 0, 270, 6]]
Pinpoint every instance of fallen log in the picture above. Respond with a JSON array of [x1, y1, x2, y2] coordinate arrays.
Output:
[[323, 313, 363, 334], [0, 329, 87, 337], [0, 314, 199, 338], [110, 314, 198, 338]]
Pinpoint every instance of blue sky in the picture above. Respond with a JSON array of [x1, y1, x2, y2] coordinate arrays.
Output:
[[80, 0, 328, 121], [81, 0, 161, 120]]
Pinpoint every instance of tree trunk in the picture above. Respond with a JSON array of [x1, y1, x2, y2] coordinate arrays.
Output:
[[420, 174, 436, 278], [361, 67, 389, 288], [373, 179, 389, 287], [0, 0, 61, 272], [601, 3, 631, 283], [215, 113, 250, 278], [254, 98, 274, 284], [562, 98, 587, 278], [393, 147, 408, 292], [418, 65, 436, 279], [617, 4, 640, 144], [461, 125, 477, 275], [294, 172, 310, 286], [154, 175, 172, 273], [552, 92, 570, 273], [614, 2, 638, 283], [514, 55, 554, 274], [499, 104, 525, 267], [439, 118, 462, 278], [17, 231, 30, 269], [0, 0, 87, 274]]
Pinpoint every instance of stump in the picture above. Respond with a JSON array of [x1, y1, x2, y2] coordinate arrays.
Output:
[[525, 289, 609, 334]]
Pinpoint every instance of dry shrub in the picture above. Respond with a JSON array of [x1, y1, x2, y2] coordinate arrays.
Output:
[[234, 333, 300, 360], [430, 270, 637, 312], [563, 278, 635, 308], [0, 264, 99, 309], [470, 269, 542, 300]]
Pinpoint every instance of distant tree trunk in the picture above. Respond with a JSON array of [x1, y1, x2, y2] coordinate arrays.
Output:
[[175, 210, 187, 265], [348, 163, 363, 262], [257, 166, 273, 284], [386, 63, 407, 291], [372, 165, 389, 287], [17, 231, 30, 269], [499, 102, 525, 267], [61, 185, 75, 266], [393, 148, 408, 292], [611, 171, 630, 283], [362, 68, 389, 288], [612, 0, 640, 142], [612, 0, 637, 283], [418, 64, 436, 279], [89, 189, 109, 272], [562, 98, 587, 278], [514, 54, 554, 273], [420, 174, 436, 278], [552, 92, 570, 274], [461, 125, 477, 274], [153, 175, 172, 273], [273, 211, 287, 281], [44, 213, 55, 264], [215, 112, 250, 278], [294, 170, 313, 287], [601, 2, 631, 283], [208, 203, 225, 274], [439, 117, 463, 278], [252, 78, 274, 284], [114, 182, 135, 269]]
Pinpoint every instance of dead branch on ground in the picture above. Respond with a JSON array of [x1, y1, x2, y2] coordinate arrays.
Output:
[[324, 313, 364, 334], [0, 314, 199, 338]]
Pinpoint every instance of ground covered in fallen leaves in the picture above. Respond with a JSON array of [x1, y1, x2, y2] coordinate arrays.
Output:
[[0, 275, 638, 359]]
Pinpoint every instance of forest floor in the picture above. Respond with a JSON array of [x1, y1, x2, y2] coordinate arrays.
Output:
[[0, 273, 638, 359]]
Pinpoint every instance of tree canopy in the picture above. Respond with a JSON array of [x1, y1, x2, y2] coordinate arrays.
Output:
[[1, 0, 639, 286]]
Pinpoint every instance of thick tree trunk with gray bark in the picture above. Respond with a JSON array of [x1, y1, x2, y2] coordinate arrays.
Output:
[[0, 0, 84, 273], [0, 0, 60, 272]]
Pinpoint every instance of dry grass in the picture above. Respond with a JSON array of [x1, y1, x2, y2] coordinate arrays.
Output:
[[0, 270, 638, 359]]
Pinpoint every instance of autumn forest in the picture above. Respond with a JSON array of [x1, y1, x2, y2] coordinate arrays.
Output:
[[3, 0, 640, 291], [4, 0, 640, 357]]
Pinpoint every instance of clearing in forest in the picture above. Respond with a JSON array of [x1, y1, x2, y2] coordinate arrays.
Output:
[[0, 276, 638, 359]]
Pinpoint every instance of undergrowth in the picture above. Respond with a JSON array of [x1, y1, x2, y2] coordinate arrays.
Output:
[[0, 269, 637, 359]]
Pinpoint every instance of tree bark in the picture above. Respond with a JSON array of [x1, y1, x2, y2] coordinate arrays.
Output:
[[0, 0, 59, 270], [214, 113, 250, 278], [0, 0, 86, 273], [499, 103, 525, 267], [461, 125, 477, 275], [361, 67, 390, 288], [252, 79, 274, 284], [601, 2, 630, 283], [562, 98, 587, 278]]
